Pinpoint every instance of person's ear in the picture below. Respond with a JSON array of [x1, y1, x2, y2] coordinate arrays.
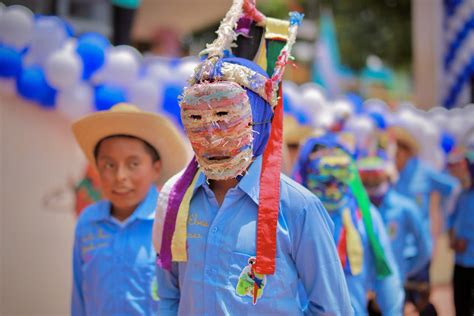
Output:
[[152, 160, 162, 182]]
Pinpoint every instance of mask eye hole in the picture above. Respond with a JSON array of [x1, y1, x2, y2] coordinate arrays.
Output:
[[216, 111, 228, 117], [190, 114, 202, 120]]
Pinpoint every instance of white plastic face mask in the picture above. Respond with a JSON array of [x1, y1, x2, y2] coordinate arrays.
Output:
[[180, 81, 254, 180]]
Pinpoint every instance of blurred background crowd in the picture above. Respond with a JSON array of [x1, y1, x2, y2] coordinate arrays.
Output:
[[0, 0, 473, 315]]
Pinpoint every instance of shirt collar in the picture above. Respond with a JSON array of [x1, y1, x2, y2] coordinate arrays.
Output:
[[194, 155, 263, 205], [129, 185, 158, 220], [87, 186, 158, 223]]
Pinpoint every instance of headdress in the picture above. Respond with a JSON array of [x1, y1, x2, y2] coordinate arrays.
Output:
[[155, 0, 303, 275]]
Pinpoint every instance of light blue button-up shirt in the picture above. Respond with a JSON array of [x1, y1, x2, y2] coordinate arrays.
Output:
[[155, 156, 353, 315], [394, 158, 460, 252], [450, 190, 474, 267], [378, 189, 430, 281], [394, 158, 460, 257], [71, 186, 159, 316], [328, 199, 404, 316]]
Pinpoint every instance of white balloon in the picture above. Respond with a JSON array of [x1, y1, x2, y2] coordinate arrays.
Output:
[[428, 105, 447, 113], [345, 115, 376, 150], [313, 107, 335, 129], [431, 114, 447, 128], [346, 115, 375, 137], [176, 59, 199, 83], [146, 61, 174, 84], [282, 80, 304, 111], [63, 38, 78, 53], [93, 45, 140, 87], [114, 45, 142, 63], [332, 99, 353, 119], [128, 78, 161, 113], [56, 83, 94, 121], [0, 5, 34, 50], [300, 83, 326, 113], [44, 49, 82, 90], [364, 98, 389, 114], [29, 16, 68, 66]]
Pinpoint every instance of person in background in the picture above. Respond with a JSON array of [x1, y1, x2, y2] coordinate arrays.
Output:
[[293, 132, 404, 316], [357, 134, 430, 314], [447, 145, 474, 316], [111, 0, 140, 45], [390, 123, 460, 316], [70, 103, 189, 315]]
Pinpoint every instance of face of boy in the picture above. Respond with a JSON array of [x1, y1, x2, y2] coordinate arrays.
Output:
[[96, 137, 161, 218], [395, 142, 412, 172], [181, 82, 253, 180]]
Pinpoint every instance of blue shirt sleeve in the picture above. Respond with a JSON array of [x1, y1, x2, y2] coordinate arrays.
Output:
[[155, 260, 180, 315], [292, 198, 354, 316], [429, 169, 461, 218], [71, 228, 85, 316], [370, 207, 405, 316], [404, 201, 431, 278]]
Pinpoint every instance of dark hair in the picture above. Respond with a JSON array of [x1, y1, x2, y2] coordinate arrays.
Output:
[[94, 135, 160, 162]]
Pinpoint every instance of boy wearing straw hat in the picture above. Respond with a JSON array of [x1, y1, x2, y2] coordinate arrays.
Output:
[[152, 1, 352, 314], [70, 103, 189, 316]]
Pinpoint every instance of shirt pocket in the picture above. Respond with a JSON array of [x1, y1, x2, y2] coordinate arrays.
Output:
[[229, 251, 297, 305]]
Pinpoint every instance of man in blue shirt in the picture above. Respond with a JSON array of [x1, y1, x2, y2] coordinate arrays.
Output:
[[293, 132, 404, 316], [356, 133, 430, 284], [153, 4, 353, 314], [447, 147, 474, 316], [71, 104, 189, 315], [390, 123, 460, 315]]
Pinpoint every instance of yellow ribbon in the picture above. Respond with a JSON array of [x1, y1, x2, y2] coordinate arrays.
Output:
[[171, 170, 201, 261], [342, 208, 363, 275], [255, 34, 268, 72]]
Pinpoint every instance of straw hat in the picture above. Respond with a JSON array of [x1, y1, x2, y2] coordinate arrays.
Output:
[[388, 125, 420, 155], [72, 103, 190, 186]]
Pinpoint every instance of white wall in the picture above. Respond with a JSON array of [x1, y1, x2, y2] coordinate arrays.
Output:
[[1, 93, 85, 316]]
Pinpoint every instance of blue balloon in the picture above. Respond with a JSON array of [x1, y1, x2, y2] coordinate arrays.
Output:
[[283, 93, 293, 113], [440, 132, 456, 154], [76, 33, 109, 80], [16, 66, 57, 108], [62, 20, 75, 37], [0, 45, 22, 78], [94, 84, 127, 111], [345, 92, 364, 114], [368, 112, 387, 129], [162, 84, 184, 128]]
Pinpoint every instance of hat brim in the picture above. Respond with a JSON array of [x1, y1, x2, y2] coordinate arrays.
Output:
[[72, 111, 191, 187], [389, 126, 420, 155]]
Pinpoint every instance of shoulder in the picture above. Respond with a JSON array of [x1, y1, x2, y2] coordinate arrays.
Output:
[[387, 190, 419, 213], [77, 201, 107, 223], [156, 171, 184, 213], [280, 173, 325, 210], [75, 200, 109, 233], [279, 173, 332, 227]]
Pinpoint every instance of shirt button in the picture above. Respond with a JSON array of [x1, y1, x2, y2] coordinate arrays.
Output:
[[211, 227, 218, 233]]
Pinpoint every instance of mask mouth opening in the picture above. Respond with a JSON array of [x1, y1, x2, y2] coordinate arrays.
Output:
[[207, 155, 231, 162]]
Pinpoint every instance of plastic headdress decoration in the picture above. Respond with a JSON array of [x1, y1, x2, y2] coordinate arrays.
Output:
[[156, 0, 303, 275]]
